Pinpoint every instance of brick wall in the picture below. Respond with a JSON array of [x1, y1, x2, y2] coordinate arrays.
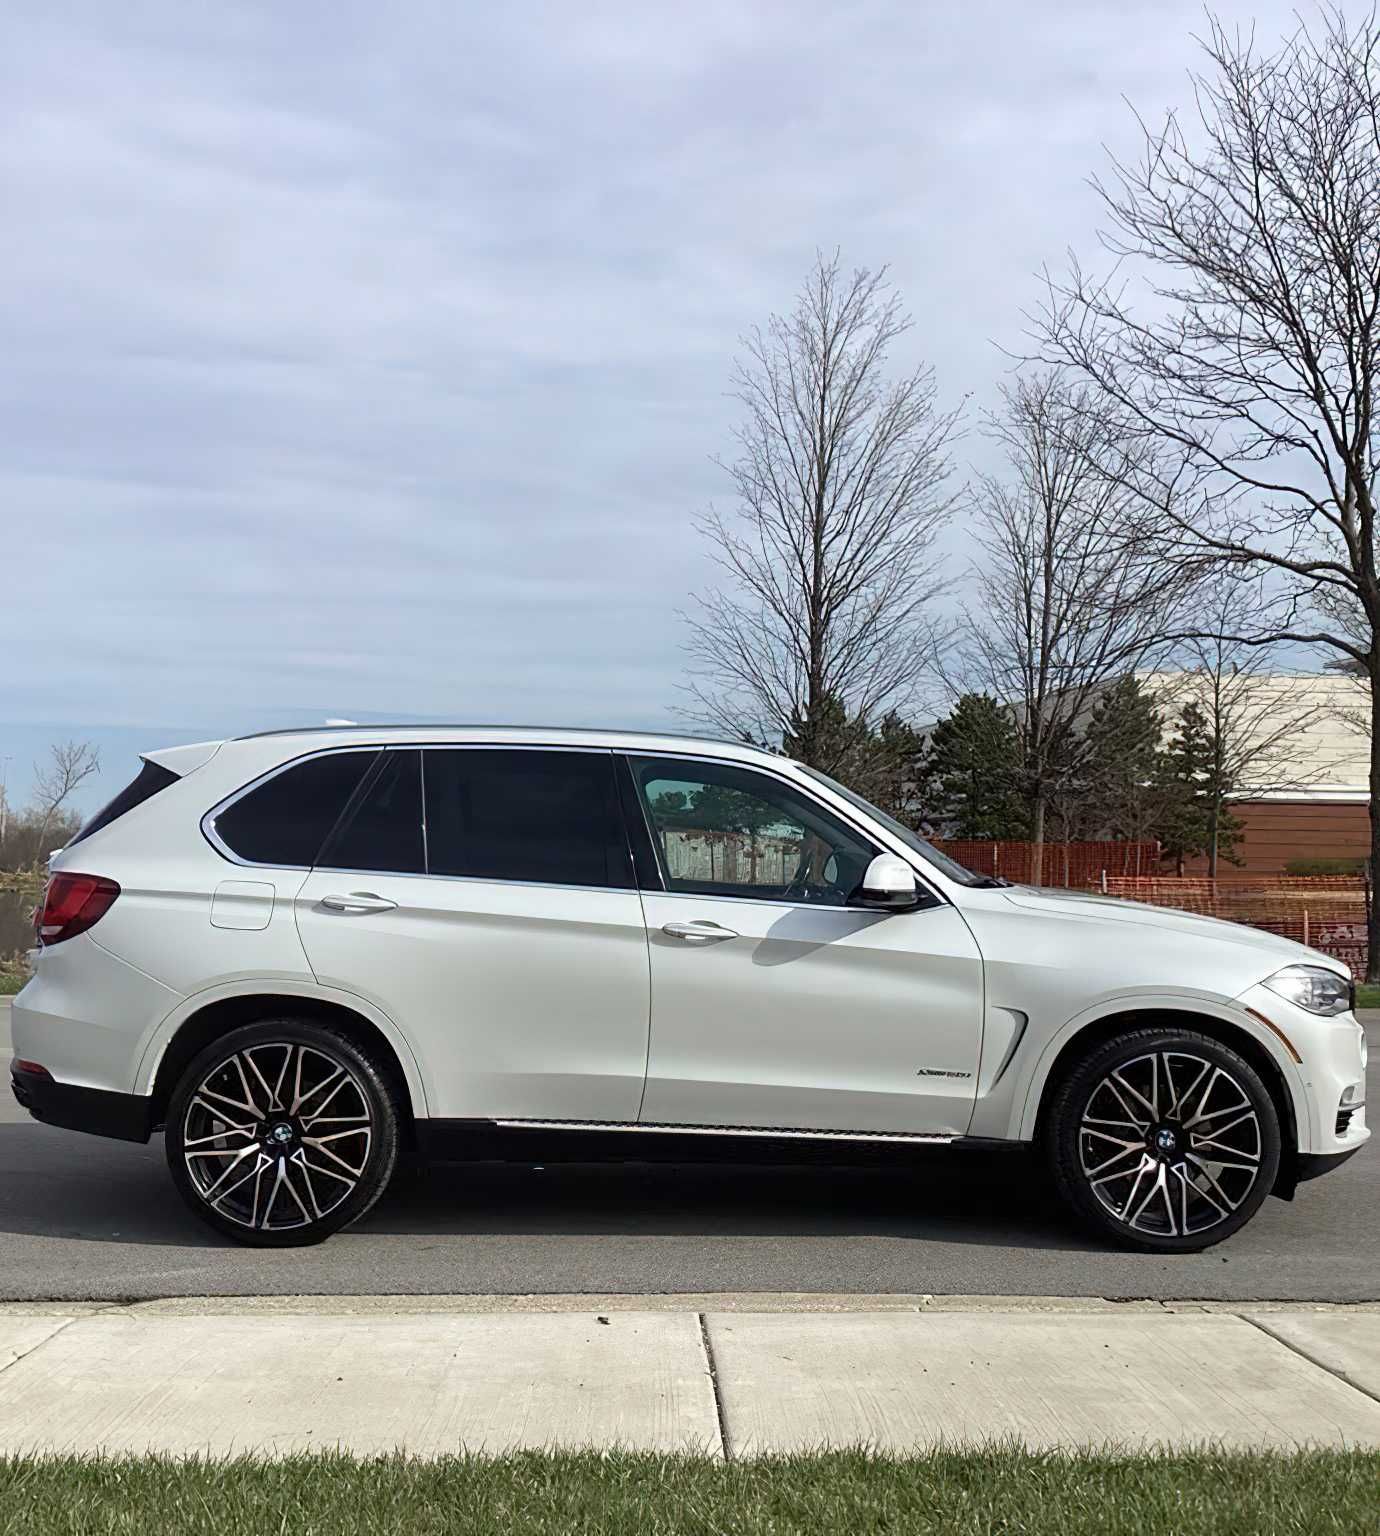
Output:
[[1179, 800, 1370, 875]]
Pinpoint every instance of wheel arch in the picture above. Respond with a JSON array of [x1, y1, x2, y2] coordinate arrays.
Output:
[[1020, 1002, 1308, 1194], [140, 983, 428, 1128]]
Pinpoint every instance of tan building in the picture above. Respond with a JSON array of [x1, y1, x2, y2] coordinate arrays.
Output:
[[1138, 671, 1371, 874]]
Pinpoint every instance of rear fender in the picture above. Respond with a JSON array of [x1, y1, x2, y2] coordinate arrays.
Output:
[[134, 978, 431, 1118]]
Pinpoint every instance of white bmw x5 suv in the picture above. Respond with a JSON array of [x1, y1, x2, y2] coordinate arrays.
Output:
[[10, 725, 1369, 1251]]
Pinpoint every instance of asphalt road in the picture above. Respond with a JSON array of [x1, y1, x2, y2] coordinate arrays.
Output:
[[3, 1000, 1376, 1303]]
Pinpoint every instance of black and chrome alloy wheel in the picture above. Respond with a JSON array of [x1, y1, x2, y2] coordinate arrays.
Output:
[[1048, 1028, 1281, 1252], [1079, 1050, 1263, 1238], [166, 1019, 399, 1247]]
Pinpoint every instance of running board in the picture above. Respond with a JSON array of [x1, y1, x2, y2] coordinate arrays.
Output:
[[493, 1119, 957, 1145]]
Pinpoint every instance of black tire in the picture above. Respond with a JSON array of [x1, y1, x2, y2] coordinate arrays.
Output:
[[1045, 1027, 1281, 1253], [165, 1018, 401, 1247]]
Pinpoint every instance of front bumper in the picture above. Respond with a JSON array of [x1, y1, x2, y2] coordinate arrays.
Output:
[[1237, 983, 1371, 1158], [1296, 1145, 1364, 1182], [10, 1062, 153, 1144]]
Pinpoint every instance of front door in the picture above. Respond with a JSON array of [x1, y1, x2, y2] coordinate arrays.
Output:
[[625, 754, 984, 1135], [295, 746, 650, 1121]]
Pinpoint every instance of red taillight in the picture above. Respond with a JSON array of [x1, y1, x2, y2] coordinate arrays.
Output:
[[35, 872, 121, 945]]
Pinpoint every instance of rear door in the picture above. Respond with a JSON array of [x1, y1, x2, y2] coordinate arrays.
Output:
[[294, 746, 651, 1121], [624, 753, 984, 1135]]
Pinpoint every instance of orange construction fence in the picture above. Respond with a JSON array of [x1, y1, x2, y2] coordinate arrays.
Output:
[[1102, 876, 1369, 980], [930, 839, 1161, 887], [929, 841, 1370, 978]]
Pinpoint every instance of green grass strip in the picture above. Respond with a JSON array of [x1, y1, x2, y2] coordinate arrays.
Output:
[[0, 1448, 1377, 1535]]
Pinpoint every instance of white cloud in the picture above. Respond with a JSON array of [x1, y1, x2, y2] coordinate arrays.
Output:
[[0, 0, 1306, 798]]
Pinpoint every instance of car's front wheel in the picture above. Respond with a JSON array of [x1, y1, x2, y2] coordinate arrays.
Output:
[[165, 1018, 400, 1247], [1046, 1027, 1281, 1252]]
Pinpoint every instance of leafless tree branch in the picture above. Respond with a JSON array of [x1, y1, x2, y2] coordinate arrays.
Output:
[[954, 372, 1193, 880], [680, 251, 961, 768], [1030, 5, 1380, 963], [33, 740, 100, 855]]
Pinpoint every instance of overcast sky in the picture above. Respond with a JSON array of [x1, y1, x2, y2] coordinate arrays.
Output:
[[2, 0, 1305, 806]]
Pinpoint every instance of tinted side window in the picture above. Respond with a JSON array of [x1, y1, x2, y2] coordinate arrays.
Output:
[[630, 755, 877, 904], [211, 751, 376, 867], [318, 749, 424, 873], [423, 749, 630, 888]]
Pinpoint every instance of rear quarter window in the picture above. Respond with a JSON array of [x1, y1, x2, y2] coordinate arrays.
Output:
[[69, 760, 180, 847], [208, 750, 377, 867]]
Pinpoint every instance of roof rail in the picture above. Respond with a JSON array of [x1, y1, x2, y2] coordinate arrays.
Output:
[[231, 721, 760, 751]]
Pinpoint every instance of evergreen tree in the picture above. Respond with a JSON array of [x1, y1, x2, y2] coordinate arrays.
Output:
[[923, 694, 1027, 839], [783, 695, 928, 828], [865, 711, 927, 827], [1157, 701, 1244, 875], [782, 694, 870, 781], [1081, 676, 1164, 841]]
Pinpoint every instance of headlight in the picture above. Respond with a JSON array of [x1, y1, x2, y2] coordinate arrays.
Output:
[[1261, 964, 1353, 1017]]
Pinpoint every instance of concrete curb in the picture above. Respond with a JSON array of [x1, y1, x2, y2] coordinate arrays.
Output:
[[5, 1292, 1380, 1316]]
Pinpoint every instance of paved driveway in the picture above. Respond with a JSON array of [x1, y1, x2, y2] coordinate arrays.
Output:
[[2, 999, 1376, 1302]]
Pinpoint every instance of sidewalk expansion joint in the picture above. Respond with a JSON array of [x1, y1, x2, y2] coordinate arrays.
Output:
[[697, 1313, 731, 1462], [0, 1313, 84, 1381], [1243, 1314, 1380, 1409]]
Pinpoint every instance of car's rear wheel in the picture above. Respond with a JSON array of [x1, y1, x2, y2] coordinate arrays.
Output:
[[1046, 1027, 1281, 1252], [165, 1019, 400, 1247]]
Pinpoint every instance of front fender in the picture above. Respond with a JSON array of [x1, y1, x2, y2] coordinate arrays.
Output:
[[1009, 989, 1313, 1149], [133, 977, 432, 1119]]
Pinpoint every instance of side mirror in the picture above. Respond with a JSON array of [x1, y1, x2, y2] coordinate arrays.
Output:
[[852, 853, 920, 911]]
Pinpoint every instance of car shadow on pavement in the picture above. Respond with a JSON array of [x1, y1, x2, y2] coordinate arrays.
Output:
[[366, 1150, 1098, 1251], [0, 1122, 1102, 1253]]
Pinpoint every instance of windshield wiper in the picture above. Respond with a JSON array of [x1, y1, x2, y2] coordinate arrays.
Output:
[[969, 874, 1013, 888]]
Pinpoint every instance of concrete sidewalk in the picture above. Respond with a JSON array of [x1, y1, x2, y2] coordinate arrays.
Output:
[[2, 1296, 1380, 1456]]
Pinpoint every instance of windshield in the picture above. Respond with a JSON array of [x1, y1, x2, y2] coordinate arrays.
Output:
[[799, 766, 989, 887]]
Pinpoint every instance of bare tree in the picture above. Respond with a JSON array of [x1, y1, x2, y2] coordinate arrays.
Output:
[[960, 373, 1183, 883], [33, 740, 100, 853], [682, 251, 961, 771], [1035, 7, 1380, 966]]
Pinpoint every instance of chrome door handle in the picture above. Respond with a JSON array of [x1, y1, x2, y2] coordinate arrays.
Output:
[[662, 920, 738, 943], [319, 892, 398, 914]]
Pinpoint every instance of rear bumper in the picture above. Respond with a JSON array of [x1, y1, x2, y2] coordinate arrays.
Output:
[[10, 1062, 153, 1144]]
